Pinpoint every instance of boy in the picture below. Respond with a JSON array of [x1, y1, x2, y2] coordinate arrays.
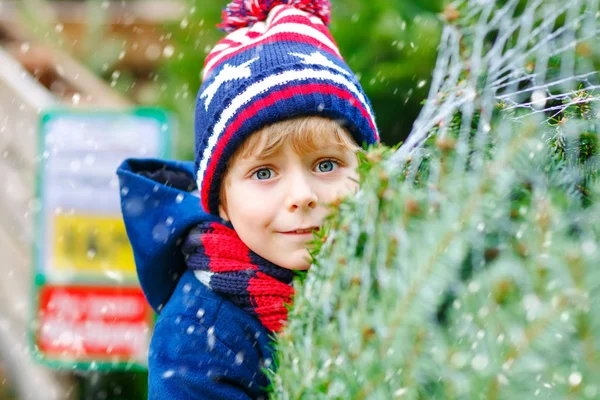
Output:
[[117, 1, 378, 398]]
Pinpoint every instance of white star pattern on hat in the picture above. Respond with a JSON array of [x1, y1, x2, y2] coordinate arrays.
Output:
[[289, 51, 351, 76], [200, 57, 260, 111]]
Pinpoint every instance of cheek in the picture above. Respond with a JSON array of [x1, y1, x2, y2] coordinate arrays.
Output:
[[228, 186, 278, 229], [320, 172, 359, 202]]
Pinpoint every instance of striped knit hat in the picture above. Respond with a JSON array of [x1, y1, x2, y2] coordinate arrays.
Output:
[[194, 0, 379, 215]]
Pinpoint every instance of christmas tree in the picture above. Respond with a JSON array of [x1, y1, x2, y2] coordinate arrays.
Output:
[[270, 0, 600, 398]]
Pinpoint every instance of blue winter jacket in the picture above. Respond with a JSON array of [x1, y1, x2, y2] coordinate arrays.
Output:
[[117, 158, 276, 400]]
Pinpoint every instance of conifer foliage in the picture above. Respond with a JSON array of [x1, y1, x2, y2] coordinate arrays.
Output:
[[270, 0, 600, 398]]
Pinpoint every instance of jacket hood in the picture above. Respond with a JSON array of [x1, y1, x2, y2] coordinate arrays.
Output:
[[117, 158, 222, 312]]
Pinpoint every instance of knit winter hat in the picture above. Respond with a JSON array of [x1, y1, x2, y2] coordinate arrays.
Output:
[[194, 0, 379, 215]]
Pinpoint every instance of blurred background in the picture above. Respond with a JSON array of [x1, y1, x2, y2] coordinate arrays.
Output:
[[0, 0, 443, 398]]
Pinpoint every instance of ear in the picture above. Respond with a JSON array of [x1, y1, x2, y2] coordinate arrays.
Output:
[[218, 204, 230, 221]]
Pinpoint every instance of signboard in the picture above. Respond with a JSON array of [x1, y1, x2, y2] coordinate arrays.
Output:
[[32, 108, 172, 371], [37, 286, 149, 360]]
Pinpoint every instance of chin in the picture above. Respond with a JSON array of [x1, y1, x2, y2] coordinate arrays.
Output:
[[262, 249, 312, 270], [287, 263, 311, 271], [277, 255, 312, 271]]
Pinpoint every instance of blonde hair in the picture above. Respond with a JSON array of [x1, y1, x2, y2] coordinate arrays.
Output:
[[219, 116, 362, 209]]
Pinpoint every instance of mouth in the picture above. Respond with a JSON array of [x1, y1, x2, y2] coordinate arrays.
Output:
[[279, 227, 320, 235]]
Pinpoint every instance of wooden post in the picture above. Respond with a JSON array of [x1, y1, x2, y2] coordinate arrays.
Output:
[[0, 45, 78, 400]]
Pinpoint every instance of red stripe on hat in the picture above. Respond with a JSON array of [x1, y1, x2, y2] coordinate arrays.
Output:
[[246, 31, 262, 39], [269, 4, 292, 22], [201, 82, 378, 211], [204, 30, 340, 73], [202, 222, 256, 272], [207, 13, 337, 67], [219, 38, 243, 47], [247, 271, 294, 332], [274, 14, 336, 41], [206, 39, 245, 64]]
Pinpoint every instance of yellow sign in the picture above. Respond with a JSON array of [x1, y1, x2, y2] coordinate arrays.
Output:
[[53, 214, 136, 278]]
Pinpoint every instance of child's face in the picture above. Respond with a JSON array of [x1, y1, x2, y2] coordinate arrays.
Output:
[[219, 137, 359, 270]]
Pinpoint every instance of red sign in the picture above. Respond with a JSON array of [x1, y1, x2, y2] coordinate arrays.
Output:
[[36, 285, 152, 362]]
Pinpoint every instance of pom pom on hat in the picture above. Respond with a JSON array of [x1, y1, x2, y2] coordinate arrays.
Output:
[[217, 0, 331, 33]]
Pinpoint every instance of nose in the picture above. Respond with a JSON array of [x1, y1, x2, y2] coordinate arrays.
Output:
[[285, 170, 318, 212]]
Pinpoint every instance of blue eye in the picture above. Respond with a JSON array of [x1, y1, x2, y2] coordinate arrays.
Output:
[[253, 168, 273, 180], [317, 160, 338, 173]]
